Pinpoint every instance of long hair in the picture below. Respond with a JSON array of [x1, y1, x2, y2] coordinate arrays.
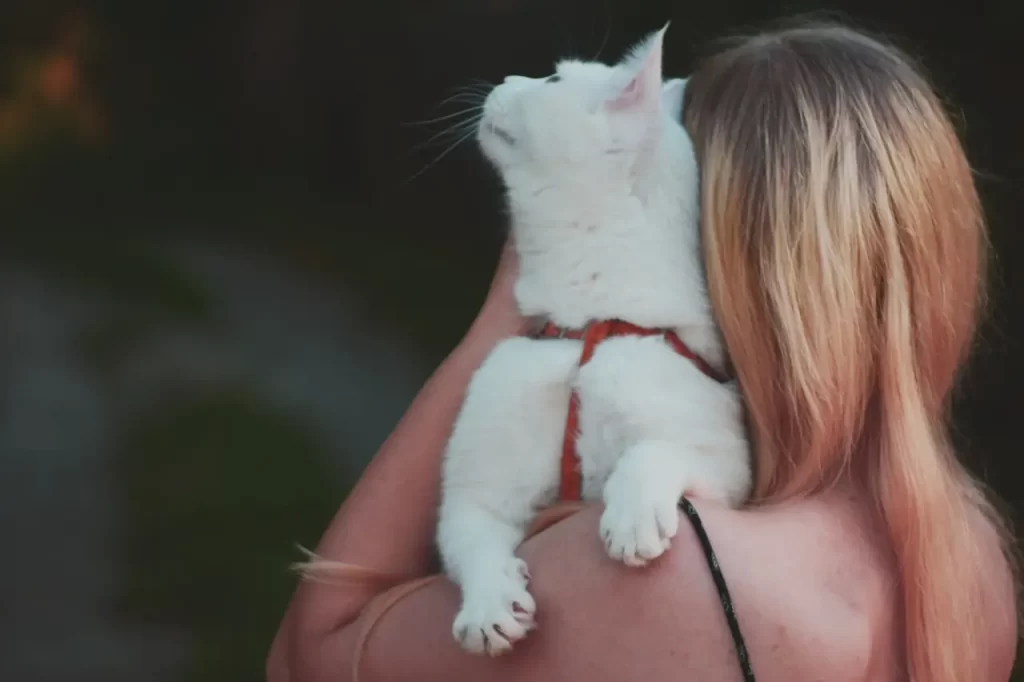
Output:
[[683, 23, 1016, 682]]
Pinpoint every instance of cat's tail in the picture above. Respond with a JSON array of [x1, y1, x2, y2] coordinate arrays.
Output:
[[291, 547, 409, 588], [525, 500, 587, 537]]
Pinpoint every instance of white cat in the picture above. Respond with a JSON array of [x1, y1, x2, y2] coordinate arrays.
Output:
[[437, 25, 752, 656]]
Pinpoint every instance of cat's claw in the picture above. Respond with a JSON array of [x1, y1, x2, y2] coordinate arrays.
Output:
[[600, 484, 680, 567], [453, 558, 536, 656]]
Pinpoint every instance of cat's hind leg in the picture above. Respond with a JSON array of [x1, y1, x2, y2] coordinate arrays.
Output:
[[437, 336, 578, 655], [438, 495, 536, 655]]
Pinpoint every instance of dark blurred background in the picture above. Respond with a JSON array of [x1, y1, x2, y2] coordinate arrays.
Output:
[[0, 1, 1019, 681]]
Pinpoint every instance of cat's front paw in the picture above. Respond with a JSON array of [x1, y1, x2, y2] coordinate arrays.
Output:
[[600, 476, 680, 567], [453, 558, 536, 656]]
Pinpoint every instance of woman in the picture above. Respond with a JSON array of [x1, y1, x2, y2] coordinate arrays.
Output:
[[268, 23, 1019, 682]]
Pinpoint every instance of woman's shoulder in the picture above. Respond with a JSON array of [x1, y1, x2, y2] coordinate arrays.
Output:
[[516, 497, 896, 682], [676, 495, 901, 682]]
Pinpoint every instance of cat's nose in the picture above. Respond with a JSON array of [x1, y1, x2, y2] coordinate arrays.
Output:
[[503, 76, 533, 87]]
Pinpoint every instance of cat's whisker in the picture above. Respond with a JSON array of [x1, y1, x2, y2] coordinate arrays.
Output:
[[411, 87, 489, 122], [436, 94, 488, 111], [445, 93, 487, 104], [437, 91, 482, 105], [412, 115, 483, 151], [591, 0, 614, 61], [403, 106, 484, 127], [404, 126, 479, 184], [555, 11, 578, 61], [438, 85, 491, 106], [404, 83, 488, 154]]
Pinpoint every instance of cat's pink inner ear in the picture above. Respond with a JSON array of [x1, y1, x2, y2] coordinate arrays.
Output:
[[607, 29, 665, 112], [609, 74, 644, 111]]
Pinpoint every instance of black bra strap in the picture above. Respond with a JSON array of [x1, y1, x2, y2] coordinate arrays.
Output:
[[678, 498, 756, 682]]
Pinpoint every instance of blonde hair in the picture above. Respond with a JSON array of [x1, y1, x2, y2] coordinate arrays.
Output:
[[684, 23, 1016, 682]]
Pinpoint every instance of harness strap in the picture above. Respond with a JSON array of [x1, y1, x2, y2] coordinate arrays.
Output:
[[531, 319, 728, 501]]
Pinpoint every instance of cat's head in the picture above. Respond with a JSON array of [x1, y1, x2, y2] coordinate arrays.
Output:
[[477, 25, 687, 184]]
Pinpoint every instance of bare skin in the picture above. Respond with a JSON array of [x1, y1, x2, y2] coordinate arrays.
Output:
[[268, 245, 1018, 682]]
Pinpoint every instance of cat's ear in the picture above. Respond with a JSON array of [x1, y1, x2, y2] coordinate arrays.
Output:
[[661, 77, 688, 119], [607, 23, 670, 112]]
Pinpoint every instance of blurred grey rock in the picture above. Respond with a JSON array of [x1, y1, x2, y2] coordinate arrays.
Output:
[[0, 241, 427, 681]]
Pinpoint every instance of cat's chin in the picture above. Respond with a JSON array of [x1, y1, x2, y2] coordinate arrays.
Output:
[[477, 129, 515, 170], [483, 122, 517, 147]]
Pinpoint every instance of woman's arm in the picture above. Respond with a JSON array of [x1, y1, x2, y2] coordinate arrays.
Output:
[[268, 245, 526, 681]]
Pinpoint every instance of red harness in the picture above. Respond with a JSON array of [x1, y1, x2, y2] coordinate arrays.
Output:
[[530, 319, 729, 502]]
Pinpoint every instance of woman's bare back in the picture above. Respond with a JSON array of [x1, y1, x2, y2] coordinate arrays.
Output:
[[507, 492, 896, 682], [279, 471, 1015, 682]]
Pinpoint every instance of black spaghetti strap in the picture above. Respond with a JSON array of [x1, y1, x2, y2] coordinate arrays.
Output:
[[678, 497, 756, 682]]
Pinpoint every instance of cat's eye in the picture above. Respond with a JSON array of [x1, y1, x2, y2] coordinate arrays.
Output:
[[545, 74, 561, 83]]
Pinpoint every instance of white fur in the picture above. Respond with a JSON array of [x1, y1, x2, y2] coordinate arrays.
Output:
[[437, 26, 752, 656]]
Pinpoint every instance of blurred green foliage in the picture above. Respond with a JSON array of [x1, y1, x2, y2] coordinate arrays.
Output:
[[26, 224, 348, 682], [110, 389, 344, 682]]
